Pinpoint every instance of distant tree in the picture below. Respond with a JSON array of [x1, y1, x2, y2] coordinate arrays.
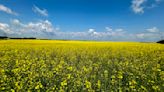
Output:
[[157, 40, 164, 44]]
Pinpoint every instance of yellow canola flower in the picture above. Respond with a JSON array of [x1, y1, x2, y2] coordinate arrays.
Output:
[[85, 80, 92, 89], [61, 80, 67, 86]]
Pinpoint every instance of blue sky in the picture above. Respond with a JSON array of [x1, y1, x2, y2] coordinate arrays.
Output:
[[0, 0, 164, 41]]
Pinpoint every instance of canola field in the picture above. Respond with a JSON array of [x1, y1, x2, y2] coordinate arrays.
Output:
[[0, 40, 164, 92]]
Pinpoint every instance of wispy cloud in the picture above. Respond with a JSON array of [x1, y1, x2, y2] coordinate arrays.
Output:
[[0, 22, 14, 35], [131, 0, 162, 14], [131, 0, 146, 14], [11, 19, 22, 26], [32, 5, 48, 17], [1, 19, 55, 37], [146, 27, 159, 32], [136, 33, 161, 41], [135, 26, 163, 41], [0, 4, 18, 15]]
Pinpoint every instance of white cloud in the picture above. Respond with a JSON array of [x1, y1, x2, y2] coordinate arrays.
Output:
[[104, 26, 163, 41], [0, 22, 14, 35], [88, 29, 95, 33], [0, 19, 56, 38], [80, 27, 127, 40], [106, 27, 113, 32], [136, 33, 161, 41], [11, 19, 22, 26], [115, 28, 124, 32], [135, 27, 163, 41], [146, 27, 159, 32], [0, 4, 18, 15], [87, 29, 102, 38], [105, 27, 126, 36], [25, 20, 53, 32], [136, 33, 145, 38], [131, 0, 146, 14], [16, 20, 55, 38], [32, 5, 48, 17], [131, 0, 162, 14]]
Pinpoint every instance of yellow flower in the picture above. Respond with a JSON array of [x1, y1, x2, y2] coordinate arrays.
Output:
[[61, 80, 67, 86], [97, 80, 101, 89], [67, 74, 71, 79], [85, 80, 91, 89]]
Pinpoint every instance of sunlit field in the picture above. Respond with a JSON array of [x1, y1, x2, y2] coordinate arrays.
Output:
[[0, 40, 163, 92]]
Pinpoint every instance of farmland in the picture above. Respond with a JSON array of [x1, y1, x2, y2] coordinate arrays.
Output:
[[0, 40, 164, 92]]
